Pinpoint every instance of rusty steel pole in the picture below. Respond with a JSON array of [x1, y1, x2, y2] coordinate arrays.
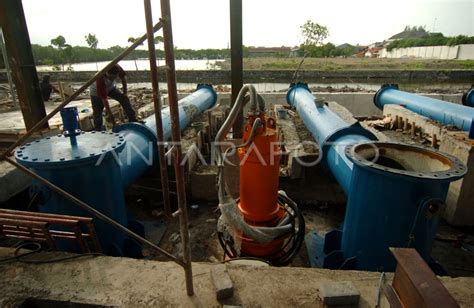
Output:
[[160, 0, 194, 296], [0, 0, 47, 131], [0, 29, 18, 108], [143, 0, 172, 219], [230, 0, 243, 138]]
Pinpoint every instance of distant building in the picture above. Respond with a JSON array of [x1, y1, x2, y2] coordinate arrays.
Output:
[[289, 47, 301, 57], [336, 44, 367, 57], [365, 47, 383, 58]]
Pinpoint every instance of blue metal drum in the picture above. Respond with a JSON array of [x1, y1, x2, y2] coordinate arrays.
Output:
[[16, 132, 129, 256]]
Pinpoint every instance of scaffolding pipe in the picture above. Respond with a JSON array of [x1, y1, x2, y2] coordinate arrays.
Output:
[[160, 0, 195, 296], [0, 29, 17, 107], [144, 0, 171, 218]]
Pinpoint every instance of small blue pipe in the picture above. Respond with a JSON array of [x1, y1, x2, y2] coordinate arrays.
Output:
[[374, 85, 474, 132], [114, 84, 217, 187], [462, 86, 474, 108], [287, 83, 376, 194]]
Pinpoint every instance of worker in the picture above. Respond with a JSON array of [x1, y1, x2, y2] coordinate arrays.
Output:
[[89, 64, 138, 131], [39, 75, 59, 101]]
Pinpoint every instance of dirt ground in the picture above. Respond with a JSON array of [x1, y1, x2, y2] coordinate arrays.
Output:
[[125, 193, 474, 278], [216, 57, 474, 71]]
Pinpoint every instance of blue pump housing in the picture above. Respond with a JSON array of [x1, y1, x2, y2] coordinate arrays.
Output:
[[15, 85, 217, 256], [287, 83, 467, 271]]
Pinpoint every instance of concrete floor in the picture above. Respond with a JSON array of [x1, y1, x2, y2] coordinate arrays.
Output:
[[1, 248, 473, 307]]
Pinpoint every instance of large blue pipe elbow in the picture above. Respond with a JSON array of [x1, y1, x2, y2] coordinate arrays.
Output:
[[114, 84, 217, 187], [287, 83, 376, 194], [287, 83, 467, 271], [374, 85, 474, 132]]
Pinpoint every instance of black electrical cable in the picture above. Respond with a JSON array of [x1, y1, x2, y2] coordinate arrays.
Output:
[[217, 192, 305, 266], [0, 242, 103, 264]]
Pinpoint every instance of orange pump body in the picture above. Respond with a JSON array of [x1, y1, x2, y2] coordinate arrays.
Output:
[[237, 113, 286, 257]]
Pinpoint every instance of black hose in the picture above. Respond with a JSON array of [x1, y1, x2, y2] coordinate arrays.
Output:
[[0, 242, 103, 264], [217, 192, 305, 266]]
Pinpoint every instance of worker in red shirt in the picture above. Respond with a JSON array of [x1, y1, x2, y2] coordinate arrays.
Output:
[[89, 64, 138, 130]]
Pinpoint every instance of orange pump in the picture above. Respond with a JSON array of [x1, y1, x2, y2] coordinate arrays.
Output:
[[216, 85, 304, 266], [237, 112, 289, 258]]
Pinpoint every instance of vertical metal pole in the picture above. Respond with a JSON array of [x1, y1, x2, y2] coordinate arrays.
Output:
[[230, 0, 243, 138], [143, 0, 172, 219], [160, 0, 194, 296], [0, 0, 48, 131], [0, 28, 18, 108]]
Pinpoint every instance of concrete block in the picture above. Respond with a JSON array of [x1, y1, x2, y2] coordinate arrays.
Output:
[[211, 264, 234, 300], [189, 165, 218, 201], [382, 104, 444, 142], [439, 131, 474, 226], [0, 160, 30, 203], [318, 281, 360, 306]]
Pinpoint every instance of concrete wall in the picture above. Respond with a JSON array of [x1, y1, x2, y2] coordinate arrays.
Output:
[[2, 69, 473, 84], [172, 92, 462, 118], [457, 44, 474, 60], [439, 131, 474, 226], [380, 44, 474, 60]]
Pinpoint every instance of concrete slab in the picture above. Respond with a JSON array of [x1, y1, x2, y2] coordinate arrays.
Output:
[[382, 104, 444, 145], [211, 263, 234, 300], [1, 248, 473, 307], [318, 281, 360, 306]]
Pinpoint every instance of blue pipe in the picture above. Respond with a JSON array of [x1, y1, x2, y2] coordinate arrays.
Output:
[[286, 83, 376, 194], [287, 83, 467, 271], [15, 85, 217, 256], [114, 84, 217, 187], [462, 86, 474, 108], [374, 85, 474, 133]]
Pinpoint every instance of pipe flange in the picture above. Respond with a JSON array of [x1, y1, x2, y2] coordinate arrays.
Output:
[[15, 131, 125, 168], [462, 86, 474, 107], [373, 84, 399, 109], [345, 141, 467, 182], [286, 82, 310, 107], [197, 84, 218, 108]]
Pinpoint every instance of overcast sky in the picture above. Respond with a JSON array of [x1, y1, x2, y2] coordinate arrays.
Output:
[[22, 0, 473, 49]]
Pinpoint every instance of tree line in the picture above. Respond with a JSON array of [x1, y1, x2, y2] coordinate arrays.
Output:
[[0, 33, 234, 70], [387, 34, 474, 51]]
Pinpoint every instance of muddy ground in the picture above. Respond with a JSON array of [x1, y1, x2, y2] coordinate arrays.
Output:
[[125, 193, 474, 277]]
